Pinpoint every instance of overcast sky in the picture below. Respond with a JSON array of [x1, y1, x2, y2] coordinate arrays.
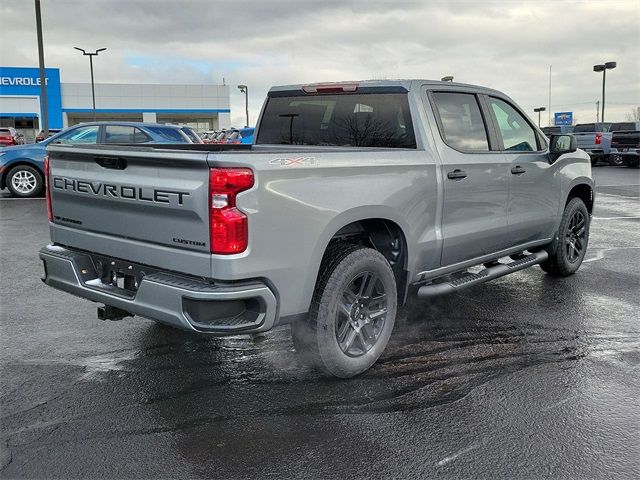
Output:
[[1, 0, 638, 127]]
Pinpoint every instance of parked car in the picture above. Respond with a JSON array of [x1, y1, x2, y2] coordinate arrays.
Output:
[[200, 130, 216, 143], [36, 129, 63, 142], [571, 123, 612, 165], [0, 127, 25, 146], [40, 80, 594, 378], [0, 122, 192, 198], [225, 127, 255, 144], [609, 121, 640, 168], [178, 126, 203, 143], [210, 129, 231, 144]]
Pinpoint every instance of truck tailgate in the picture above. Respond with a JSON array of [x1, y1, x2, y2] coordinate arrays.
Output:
[[47, 145, 212, 276]]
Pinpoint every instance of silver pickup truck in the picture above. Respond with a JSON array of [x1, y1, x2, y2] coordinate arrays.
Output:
[[572, 122, 612, 164], [40, 80, 594, 378]]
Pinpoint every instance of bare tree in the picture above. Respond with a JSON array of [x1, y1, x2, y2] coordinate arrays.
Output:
[[625, 107, 640, 121]]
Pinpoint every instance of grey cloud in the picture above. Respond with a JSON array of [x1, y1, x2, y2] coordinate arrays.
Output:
[[1, 0, 638, 127]]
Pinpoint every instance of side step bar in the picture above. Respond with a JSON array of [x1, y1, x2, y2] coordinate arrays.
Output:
[[417, 250, 548, 298]]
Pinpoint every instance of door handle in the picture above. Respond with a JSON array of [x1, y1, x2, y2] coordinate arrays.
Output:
[[447, 169, 467, 180], [511, 165, 526, 175], [95, 156, 127, 170]]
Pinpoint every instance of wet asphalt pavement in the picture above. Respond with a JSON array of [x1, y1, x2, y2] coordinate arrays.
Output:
[[1, 167, 639, 479]]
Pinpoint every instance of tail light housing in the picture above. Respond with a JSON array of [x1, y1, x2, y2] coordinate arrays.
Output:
[[44, 155, 52, 221], [595, 133, 602, 145], [209, 168, 254, 254]]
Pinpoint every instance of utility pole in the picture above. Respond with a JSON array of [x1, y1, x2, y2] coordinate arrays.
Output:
[[35, 0, 49, 136]]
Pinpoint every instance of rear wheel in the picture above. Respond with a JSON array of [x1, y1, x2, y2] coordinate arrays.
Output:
[[540, 197, 590, 276], [292, 244, 397, 378], [6, 165, 43, 198], [609, 154, 625, 167]]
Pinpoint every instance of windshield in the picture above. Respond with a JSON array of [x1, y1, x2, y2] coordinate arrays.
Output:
[[256, 93, 416, 148]]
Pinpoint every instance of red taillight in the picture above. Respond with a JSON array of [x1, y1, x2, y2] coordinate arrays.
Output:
[[595, 133, 602, 145], [44, 155, 52, 221], [209, 168, 254, 254]]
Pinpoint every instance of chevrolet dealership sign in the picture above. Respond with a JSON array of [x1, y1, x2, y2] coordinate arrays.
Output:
[[0, 76, 50, 86], [0, 66, 63, 128]]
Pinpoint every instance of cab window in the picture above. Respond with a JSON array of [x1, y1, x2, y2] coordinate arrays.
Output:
[[431, 92, 489, 152], [488, 97, 539, 152]]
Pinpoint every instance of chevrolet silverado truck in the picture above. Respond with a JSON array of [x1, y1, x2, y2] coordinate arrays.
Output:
[[609, 121, 640, 168], [572, 122, 612, 165], [40, 80, 594, 378]]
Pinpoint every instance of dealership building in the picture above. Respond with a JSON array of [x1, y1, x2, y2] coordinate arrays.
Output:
[[0, 66, 230, 142]]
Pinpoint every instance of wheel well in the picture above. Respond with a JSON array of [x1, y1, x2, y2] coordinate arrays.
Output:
[[567, 184, 593, 214], [1, 161, 43, 189], [327, 218, 409, 302]]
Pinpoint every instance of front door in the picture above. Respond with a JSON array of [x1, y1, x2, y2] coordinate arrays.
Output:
[[485, 96, 561, 245], [429, 91, 511, 266]]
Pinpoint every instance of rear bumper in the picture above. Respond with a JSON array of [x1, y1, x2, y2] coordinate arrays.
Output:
[[39, 244, 278, 335]]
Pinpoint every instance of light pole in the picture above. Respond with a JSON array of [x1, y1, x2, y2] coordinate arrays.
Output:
[[441, 75, 454, 82], [593, 61, 616, 123], [35, 0, 49, 137], [533, 107, 546, 127], [596, 100, 600, 122], [74, 47, 107, 121], [237, 85, 249, 127]]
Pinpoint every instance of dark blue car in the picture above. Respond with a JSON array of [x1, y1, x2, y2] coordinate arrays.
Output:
[[0, 122, 192, 198]]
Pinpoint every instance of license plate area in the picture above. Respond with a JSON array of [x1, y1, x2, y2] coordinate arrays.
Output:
[[90, 254, 152, 295]]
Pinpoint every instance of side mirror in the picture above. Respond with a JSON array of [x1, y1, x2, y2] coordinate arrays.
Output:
[[549, 134, 577, 162]]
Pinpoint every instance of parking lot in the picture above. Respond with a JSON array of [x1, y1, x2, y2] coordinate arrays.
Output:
[[0, 166, 638, 479]]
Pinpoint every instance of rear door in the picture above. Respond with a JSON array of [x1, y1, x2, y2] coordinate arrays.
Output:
[[428, 90, 510, 266], [483, 95, 560, 244]]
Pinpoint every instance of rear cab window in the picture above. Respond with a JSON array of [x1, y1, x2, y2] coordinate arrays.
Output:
[[256, 93, 416, 148], [610, 123, 637, 131], [430, 92, 490, 152]]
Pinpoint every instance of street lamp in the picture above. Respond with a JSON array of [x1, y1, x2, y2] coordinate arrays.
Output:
[[593, 61, 616, 123], [237, 85, 249, 127], [533, 107, 546, 127], [34, 0, 49, 137], [74, 47, 107, 121], [441, 75, 454, 82]]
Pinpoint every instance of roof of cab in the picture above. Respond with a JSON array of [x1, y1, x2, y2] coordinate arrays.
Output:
[[269, 79, 504, 97]]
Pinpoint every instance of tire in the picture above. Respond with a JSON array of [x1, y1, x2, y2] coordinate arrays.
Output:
[[6, 165, 44, 198], [590, 156, 599, 167], [292, 243, 397, 378], [540, 197, 590, 276], [609, 154, 625, 167]]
